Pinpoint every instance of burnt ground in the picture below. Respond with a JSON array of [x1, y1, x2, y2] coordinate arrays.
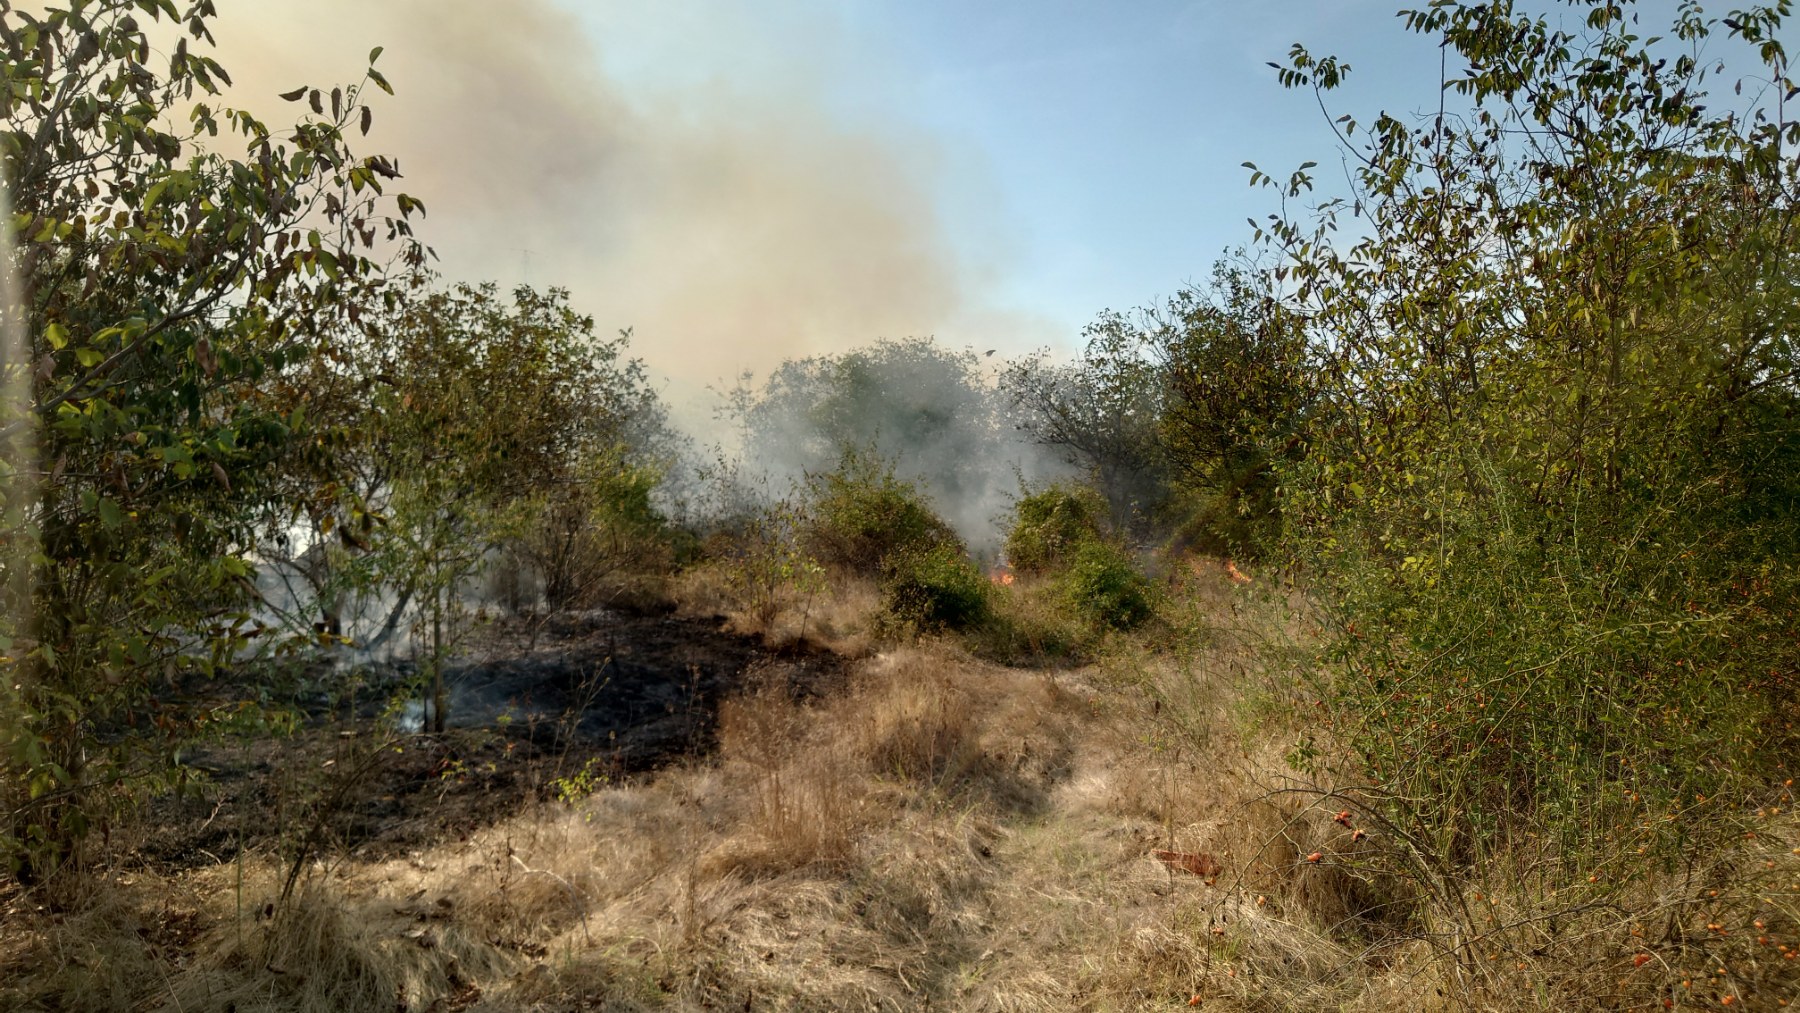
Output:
[[121, 606, 847, 873]]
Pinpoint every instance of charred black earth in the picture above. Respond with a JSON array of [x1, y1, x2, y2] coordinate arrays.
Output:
[[127, 607, 846, 872]]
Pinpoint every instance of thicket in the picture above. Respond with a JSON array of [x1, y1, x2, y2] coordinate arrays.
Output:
[[985, 0, 1800, 996], [1002, 263, 1310, 555], [0, 2, 427, 882], [878, 541, 991, 633], [804, 450, 958, 572], [798, 452, 992, 634], [1003, 484, 1105, 574], [0, 2, 674, 883], [1266, 0, 1800, 840], [1230, 0, 1800, 995], [1002, 484, 1153, 632]]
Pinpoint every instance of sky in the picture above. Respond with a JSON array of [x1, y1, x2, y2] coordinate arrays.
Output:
[[204, 0, 1741, 423]]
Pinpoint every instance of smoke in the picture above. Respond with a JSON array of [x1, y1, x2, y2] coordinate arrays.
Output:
[[722, 338, 1075, 557], [203, 0, 1052, 418]]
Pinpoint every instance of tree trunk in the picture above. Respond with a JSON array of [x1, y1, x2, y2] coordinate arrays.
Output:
[[429, 602, 447, 734]]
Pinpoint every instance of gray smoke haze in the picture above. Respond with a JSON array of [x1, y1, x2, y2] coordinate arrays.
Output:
[[721, 338, 1075, 557], [202, 0, 1061, 424]]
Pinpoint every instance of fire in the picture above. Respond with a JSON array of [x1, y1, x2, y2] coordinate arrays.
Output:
[[1226, 560, 1252, 584], [990, 569, 1016, 586]]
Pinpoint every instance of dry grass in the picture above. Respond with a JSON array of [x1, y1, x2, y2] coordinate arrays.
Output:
[[4, 562, 1794, 1010], [671, 563, 879, 657]]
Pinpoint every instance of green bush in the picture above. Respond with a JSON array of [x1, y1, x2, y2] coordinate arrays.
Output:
[[806, 451, 957, 572], [1059, 540, 1155, 631], [1260, 0, 1800, 882], [1004, 484, 1107, 574], [879, 543, 992, 633]]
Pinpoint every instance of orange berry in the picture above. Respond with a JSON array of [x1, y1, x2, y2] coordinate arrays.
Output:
[[1306, 852, 1323, 864], [1634, 953, 1652, 968]]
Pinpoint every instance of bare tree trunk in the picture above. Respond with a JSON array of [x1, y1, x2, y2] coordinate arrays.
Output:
[[430, 602, 447, 734], [362, 587, 414, 656]]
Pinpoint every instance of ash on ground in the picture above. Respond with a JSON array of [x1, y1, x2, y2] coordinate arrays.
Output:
[[127, 607, 844, 872]]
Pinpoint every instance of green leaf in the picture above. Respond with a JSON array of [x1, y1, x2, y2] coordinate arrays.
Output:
[[97, 497, 123, 530], [142, 176, 171, 210]]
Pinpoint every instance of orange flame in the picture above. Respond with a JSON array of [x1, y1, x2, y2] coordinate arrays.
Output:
[[1225, 560, 1252, 584], [989, 569, 1015, 586]]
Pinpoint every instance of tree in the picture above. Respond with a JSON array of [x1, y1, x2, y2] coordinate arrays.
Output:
[[1000, 324, 1166, 535], [1259, 0, 1800, 862], [0, 0, 422, 881], [728, 337, 1028, 553], [351, 282, 663, 732], [1149, 264, 1310, 553], [1003, 262, 1310, 551]]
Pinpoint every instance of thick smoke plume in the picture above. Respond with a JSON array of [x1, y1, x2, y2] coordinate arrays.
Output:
[[206, 0, 1051, 412]]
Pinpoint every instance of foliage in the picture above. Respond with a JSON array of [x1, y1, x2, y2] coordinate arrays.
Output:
[[262, 279, 669, 642], [1003, 264, 1310, 550], [1148, 264, 1311, 555], [999, 481, 1153, 635], [550, 756, 614, 805], [878, 541, 991, 634], [725, 336, 1033, 547], [0, 1, 421, 881], [1000, 327, 1166, 533], [1057, 539, 1154, 631], [804, 450, 958, 572], [1257, 0, 1800, 878], [506, 447, 670, 612], [1003, 483, 1106, 574], [720, 496, 825, 629], [355, 281, 664, 729]]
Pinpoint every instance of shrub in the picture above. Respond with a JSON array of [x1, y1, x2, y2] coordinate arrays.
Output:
[[722, 498, 825, 629], [1261, 0, 1800, 909], [806, 451, 956, 572], [506, 450, 672, 610], [1059, 540, 1154, 631], [879, 543, 991, 633], [1004, 484, 1107, 574]]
